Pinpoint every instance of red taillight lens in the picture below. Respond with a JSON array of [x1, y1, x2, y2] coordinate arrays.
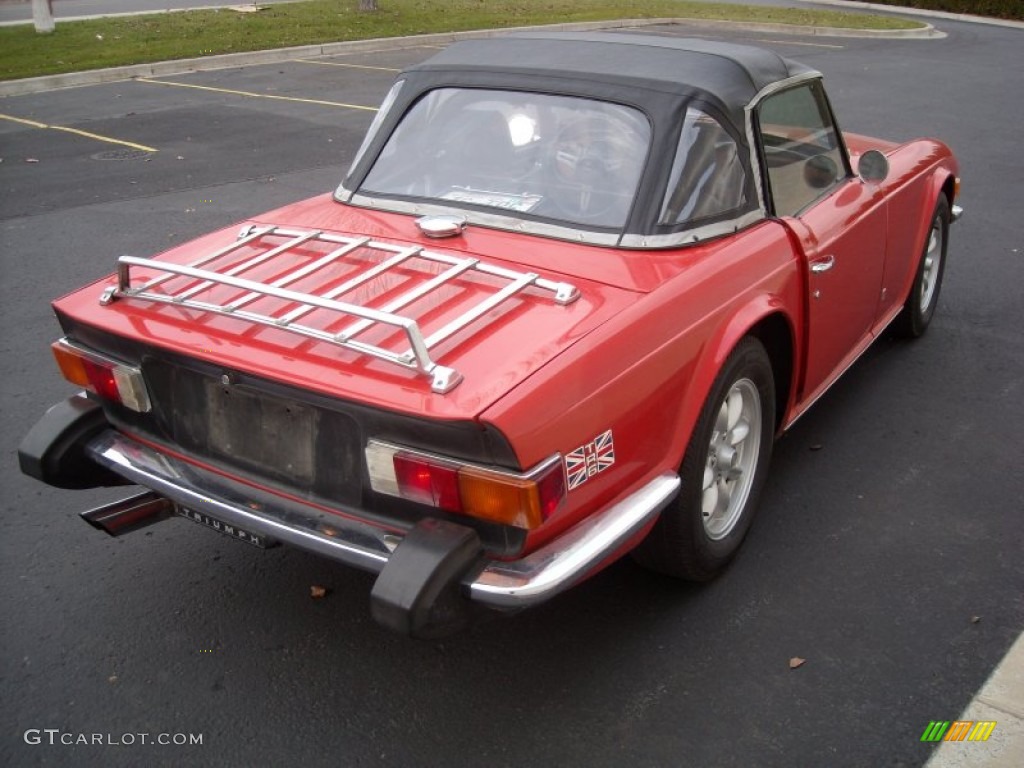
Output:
[[368, 441, 567, 530], [80, 357, 121, 403], [393, 453, 461, 511], [51, 339, 151, 413]]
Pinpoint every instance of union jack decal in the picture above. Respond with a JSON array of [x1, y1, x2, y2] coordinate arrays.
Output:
[[565, 429, 615, 490]]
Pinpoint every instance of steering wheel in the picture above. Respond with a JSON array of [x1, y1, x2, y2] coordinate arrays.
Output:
[[546, 118, 637, 223]]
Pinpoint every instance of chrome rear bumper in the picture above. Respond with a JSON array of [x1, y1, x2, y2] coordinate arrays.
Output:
[[85, 430, 679, 613]]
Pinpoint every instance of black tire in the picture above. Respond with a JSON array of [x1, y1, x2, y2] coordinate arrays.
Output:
[[633, 337, 775, 581], [894, 196, 950, 338]]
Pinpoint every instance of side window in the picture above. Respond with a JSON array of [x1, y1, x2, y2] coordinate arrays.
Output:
[[660, 107, 746, 226], [757, 82, 846, 217]]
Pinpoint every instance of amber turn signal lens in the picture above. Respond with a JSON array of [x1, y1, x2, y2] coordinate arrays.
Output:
[[458, 469, 544, 529], [365, 440, 567, 530], [52, 342, 91, 388]]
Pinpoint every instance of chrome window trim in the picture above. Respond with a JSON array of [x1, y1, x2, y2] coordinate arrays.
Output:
[[618, 211, 764, 249], [345, 192, 625, 247], [744, 70, 824, 217], [344, 193, 764, 250]]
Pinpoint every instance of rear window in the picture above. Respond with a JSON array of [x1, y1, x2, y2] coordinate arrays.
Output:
[[359, 88, 651, 230]]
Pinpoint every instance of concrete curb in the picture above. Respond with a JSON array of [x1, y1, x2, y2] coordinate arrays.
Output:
[[0, 16, 943, 98]]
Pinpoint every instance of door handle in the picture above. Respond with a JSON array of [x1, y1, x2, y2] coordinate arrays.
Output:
[[810, 254, 835, 273]]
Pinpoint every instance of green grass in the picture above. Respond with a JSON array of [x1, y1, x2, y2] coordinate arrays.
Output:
[[0, 0, 923, 82]]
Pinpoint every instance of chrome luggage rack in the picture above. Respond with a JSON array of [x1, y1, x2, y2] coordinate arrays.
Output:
[[99, 225, 580, 394]]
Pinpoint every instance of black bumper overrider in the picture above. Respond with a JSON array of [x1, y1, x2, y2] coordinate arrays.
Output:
[[20, 397, 680, 636]]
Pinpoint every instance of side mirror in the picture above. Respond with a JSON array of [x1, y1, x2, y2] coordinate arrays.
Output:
[[858, 149, 889, 183]]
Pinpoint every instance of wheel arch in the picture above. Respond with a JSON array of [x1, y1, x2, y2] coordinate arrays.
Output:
[[746, 312, 795, 433], [940, 174, 956, 208], [887, 168, 955, 316], [689, 298, 797, 444]]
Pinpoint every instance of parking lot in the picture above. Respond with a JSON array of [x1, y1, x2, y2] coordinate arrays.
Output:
[[2, 18, 1023, 767]]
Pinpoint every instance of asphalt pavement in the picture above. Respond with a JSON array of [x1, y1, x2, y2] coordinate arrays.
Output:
[[1, 6, 1022, 768]]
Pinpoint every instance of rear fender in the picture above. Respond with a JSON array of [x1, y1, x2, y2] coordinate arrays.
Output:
[[674, 297, 797, 449]]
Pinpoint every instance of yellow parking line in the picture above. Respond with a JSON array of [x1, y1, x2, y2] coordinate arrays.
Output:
[[135, 78, 378, 111], [0, 112, 158, 152], [294, 59, 401, 73], [0, 114, 48, 129]]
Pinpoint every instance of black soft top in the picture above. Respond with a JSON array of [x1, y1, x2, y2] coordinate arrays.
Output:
[[406, 32, 813, 131], [340, 32, 822, 246]]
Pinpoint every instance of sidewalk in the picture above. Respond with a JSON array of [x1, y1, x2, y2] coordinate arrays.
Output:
[[925, 633, 1024, 767]]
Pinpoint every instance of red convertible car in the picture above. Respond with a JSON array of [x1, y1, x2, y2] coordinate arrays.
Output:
[[19, 33, 960, 636]]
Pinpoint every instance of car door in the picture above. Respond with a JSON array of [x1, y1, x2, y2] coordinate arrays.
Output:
[[755, 79, 887, 402]]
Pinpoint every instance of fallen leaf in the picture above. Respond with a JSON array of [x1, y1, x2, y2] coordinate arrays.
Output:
[[310, 585, 328, 599], [108, 675, 118, 684], [789, 657, 806, 669], [970, 615, 982, 624]]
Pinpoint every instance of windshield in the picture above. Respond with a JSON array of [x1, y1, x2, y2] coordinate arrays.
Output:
[[359, 88, 651, 230]]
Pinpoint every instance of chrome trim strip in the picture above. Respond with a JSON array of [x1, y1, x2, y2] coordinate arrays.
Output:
[[346, 192, 763, 251], [86, 430, 395, 572], [744, 71, 824, 216], [86, 431, 680, 611], [345, 192, 625, 247], [466, 472, 680, 608], [618, 211, 764, 249], [748, 70, 823, 112]]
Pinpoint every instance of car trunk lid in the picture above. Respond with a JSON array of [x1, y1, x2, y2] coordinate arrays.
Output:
[[53, 213, 640, 422]]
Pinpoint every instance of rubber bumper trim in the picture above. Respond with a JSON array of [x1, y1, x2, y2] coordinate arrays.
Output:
[[371, 518, 482, 638], [18, 394, 128, 489]]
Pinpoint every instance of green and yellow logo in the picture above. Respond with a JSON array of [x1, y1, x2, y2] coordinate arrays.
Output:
[[921, 720, 997, 742]]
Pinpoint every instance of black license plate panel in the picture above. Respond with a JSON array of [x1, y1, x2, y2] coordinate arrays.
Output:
[[204, 379, 316, 485]]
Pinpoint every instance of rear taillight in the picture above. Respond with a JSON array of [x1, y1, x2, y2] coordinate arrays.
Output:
[[52, 338, 151, 413], [366, 440, 566, 530]]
